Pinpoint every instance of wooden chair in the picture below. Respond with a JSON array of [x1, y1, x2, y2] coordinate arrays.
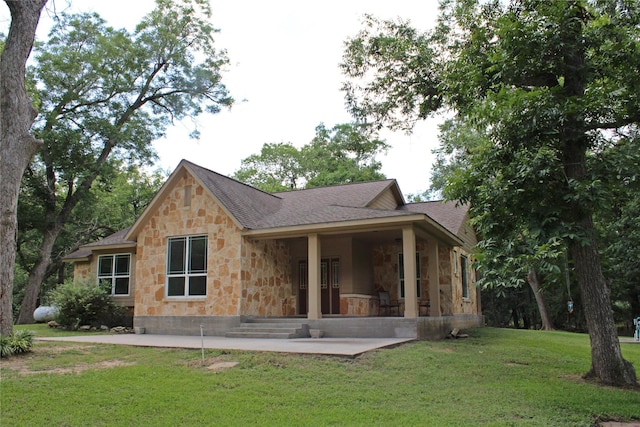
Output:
[[419, 301, 430, 316], [378, 291, 400, 316]]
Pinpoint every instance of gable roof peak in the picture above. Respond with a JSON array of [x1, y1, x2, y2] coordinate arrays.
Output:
[[180, 159, 281, 200]]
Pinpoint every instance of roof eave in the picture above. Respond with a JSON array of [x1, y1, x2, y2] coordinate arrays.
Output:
[[62, 255, 91, 263], [243, 214, 463, 245]]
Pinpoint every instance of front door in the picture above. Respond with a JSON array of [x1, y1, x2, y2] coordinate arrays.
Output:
[[297, 258, 340, 315], [321, 258, 340, 315]]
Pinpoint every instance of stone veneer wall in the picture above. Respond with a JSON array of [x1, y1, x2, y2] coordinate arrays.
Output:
[[340, 294, 378, 316], [240, 237, 295, 317], [439, 246, 453, 315], [372, 241, 430, 307], [73, 262, 92, 283], [450, 247, 478, 315], [134, 174, 242, 318]]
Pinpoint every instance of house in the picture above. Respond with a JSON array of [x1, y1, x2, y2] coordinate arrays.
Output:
[[63, 160, 483, 339]]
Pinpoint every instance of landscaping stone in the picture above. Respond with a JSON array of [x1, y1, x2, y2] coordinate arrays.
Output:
[[110, 326, 134, 334]]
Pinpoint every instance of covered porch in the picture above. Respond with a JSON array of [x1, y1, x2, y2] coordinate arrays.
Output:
[[244, 214, 470, 322]]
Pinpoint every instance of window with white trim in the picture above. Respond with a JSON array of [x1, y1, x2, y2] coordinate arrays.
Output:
[[98, 254, 131, 295], [167, 235, 207, 297], [398, 252, 421, 299], [461, 255, 469, 299]]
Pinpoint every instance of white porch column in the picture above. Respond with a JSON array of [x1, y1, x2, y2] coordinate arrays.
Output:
[[427, 240, 441, 316], [307, 233, 322, 319], [402, 226, 418, 318]]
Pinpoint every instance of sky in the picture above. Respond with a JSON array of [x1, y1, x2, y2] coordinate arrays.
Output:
[[3, 0, 443, 196]]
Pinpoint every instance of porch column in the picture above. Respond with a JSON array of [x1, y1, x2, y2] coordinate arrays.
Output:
[[427, 240, 441, 316], [307, 233, 322, 319], [402, 226, 418, 318]]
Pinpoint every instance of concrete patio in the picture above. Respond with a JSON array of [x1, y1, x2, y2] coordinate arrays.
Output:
[[37, 334, 414, 357]]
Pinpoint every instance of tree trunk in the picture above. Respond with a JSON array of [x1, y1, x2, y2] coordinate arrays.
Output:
[[16, 225, 60, 324], [526, 268, 555, 331], [511, 307, 520, 329], [558, 2, 636, 386], [16, 150, 111, 323], [0, 0, 48, 336], [569, 218, 637, 386]]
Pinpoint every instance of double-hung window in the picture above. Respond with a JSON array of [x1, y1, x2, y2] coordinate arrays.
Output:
[[398, 252, 421, 299], [98, 254, 131, 295], [167, 235, 208, 297]]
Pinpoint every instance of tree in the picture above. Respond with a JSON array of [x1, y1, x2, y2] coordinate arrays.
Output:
[[0, 0, 48, 337], [233, 142, 304, 192], [16, 0, 233, 324], [233, 123, 389, 191], [341, 1, 638, 386], [592, 133, 640, 327], [433, 117, 560, 331], [303, 123, 389, 187], [14, 163, 165, 316]]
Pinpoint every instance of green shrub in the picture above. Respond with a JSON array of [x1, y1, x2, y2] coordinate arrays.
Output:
[[0, 330, 34, 357], [48, 280, 124, 330]]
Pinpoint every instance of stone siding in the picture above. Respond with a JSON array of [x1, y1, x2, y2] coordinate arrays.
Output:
[[439, 246, 453, 315], [450, 247, 479, 315], [73, 261, 92, 283], [372, 241, 431, 308], [340, 294, 377, 316], [134, 174, 242, 318], [241, 238, 295, 317]]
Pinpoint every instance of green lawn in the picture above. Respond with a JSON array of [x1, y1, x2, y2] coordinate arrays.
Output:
[[1, 326, 638, 426]]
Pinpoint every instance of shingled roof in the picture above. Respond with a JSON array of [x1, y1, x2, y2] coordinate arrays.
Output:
[[183, 160, 416, 229], [402, 201, 470, 236], [185, 161, 281, 229], [66, 160, 471, 261], [62, 227, 134, 261]]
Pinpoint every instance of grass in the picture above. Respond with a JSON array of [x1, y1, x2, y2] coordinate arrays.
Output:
[[1, 326, 638, 426]]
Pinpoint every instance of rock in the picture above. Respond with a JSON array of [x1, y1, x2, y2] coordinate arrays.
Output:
[[33, 306, 59, 322], [79, 325, 91, 331], [47, 320, 60, 328], [100, 325, 109, 331], [447, 328, 469, 339]]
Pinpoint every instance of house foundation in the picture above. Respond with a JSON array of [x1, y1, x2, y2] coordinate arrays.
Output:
[[133, 314, 484, 340]]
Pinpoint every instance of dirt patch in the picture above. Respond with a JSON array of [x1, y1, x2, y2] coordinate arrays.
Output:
[[505, 361, 529, 367], [182, 356, 239, 372], [598, 421, 640, 427], [2, 358, 135, 376], [207, 361, 239, 372]]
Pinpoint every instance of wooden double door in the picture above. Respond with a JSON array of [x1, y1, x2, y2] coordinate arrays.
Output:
[[298, 258, 340, 315]]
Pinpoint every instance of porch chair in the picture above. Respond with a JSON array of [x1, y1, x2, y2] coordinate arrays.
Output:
[[419, 301, 430, 316], [378, 291, 400, 316]]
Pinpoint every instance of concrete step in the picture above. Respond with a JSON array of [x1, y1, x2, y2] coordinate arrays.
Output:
[[225, 320, 310, 339], [225, 331, 297, 339]]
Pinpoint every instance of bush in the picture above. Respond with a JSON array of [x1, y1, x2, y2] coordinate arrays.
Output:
[[0, 330, 34, 357], [48, 280, 124, 330]]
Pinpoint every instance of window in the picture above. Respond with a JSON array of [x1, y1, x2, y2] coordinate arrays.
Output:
[[398, 252, 421, 299], [167, 235, 207, 297], [299, 261, 307, 290], [320, 261, 328, 289], [461, 255, 469, 299], [453, 249, 458, 276], [98, 254, 131, 295]]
